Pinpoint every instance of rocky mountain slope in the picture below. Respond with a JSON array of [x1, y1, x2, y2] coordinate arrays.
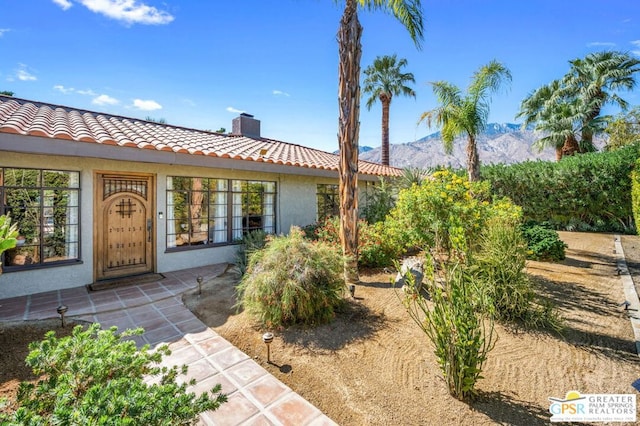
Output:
[[358, 123, 606, 168]]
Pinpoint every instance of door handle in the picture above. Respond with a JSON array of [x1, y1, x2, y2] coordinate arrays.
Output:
[[147, 218, 152, 242]]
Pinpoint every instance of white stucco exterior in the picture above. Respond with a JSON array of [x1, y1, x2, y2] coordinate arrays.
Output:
[[0, 145, 378, 298]]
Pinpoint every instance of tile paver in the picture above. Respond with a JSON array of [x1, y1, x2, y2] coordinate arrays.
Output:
[[0, 263, 337, 425]]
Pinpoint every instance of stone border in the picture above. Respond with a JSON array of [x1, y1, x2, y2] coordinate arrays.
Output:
[[614, 235, 640, 356]]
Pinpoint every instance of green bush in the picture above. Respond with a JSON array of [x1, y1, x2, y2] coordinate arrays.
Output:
[[473, 218, 563, 330], [304, 216, 404, 268], [361, 176, 397, 224], [386, 169, 521, 255], [521, 222, 567, 261], [236, 227, 346, 327], [235, 229, 268, 274], [401, 259, 495, 401], [0, 214, 18, 271], [631, 164, 640, 235], [483, 143, 640, 233], [0, 323, 226, 425]]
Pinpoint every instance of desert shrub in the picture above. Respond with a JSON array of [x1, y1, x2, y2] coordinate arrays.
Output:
[[521, 222, 567, 261], [304, 216, 404, 268], [386, 170, 521, 255], [361, 176, 398, 224], [236, 227, 346, 327], [235, 229, 268, 274], [472, 218, 563, 330], [401, 259, 495, 401], [0, 323, 226, 425], [483, 143, 640, 233]]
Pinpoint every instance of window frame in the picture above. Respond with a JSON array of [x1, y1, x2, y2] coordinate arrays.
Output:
[[0, 167, 82, 271], [316, 183, 340, 221], [166, 176, 276, 251]]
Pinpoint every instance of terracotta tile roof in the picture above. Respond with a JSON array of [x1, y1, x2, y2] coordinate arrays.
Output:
[[0, 96, 402, 177]]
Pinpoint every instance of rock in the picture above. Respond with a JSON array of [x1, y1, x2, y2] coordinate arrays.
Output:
[[394, 257, 424, 294]]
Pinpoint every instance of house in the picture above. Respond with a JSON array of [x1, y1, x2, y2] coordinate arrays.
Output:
[[0, 95, 401, 298]]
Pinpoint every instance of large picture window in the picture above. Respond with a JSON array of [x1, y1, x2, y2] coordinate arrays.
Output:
[[0, 168, 80, 269], [167, 177, 276, 249]]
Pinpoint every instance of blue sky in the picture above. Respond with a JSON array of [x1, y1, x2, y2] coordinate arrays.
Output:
[[1, 0, 639, 153]]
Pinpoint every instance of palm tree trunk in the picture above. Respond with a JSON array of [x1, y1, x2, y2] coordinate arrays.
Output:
[[337, 0, 362, 285], [380, 94, 391, 166], [562, 135, 579, 157], [554, 145, 563, 161], [466, 135, 480, 182]]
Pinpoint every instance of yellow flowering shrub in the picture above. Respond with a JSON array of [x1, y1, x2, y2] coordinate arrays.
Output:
[[387, 170, 520, 255]]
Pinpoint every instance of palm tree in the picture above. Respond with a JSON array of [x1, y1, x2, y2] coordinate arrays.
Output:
[[363, 54, 416, 165], [517, 80, 583, 160], [564, 51, 640, 150], [336, 0, 423, 285], [419, 60, 511, 182]]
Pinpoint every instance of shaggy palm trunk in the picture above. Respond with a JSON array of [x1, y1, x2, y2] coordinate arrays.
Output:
[[562, 134, 580, 157], [380, 94, 391, 166], [466, 135, 480, 182], [337, 0, 362, 285], [554, 145, 563, 161]]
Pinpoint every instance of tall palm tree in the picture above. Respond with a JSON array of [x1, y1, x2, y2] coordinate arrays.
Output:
[[564, 51, 640, 150], [363, 54, 416, 165], [419, 60, 511, 182], [336, 0, 423, 285]]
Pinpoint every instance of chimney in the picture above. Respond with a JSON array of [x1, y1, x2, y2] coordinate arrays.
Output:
[[232, 113, 261, 138]]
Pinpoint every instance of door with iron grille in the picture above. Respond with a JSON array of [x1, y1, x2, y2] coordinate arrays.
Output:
[[96, 173, 154, 280]]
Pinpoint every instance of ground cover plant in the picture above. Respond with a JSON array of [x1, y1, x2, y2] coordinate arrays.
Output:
[[0, 323, 226, 425], [521, 222, 567, 261]]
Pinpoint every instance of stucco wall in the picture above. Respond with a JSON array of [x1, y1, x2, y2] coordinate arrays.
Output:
[[0, 151, 371, 298]]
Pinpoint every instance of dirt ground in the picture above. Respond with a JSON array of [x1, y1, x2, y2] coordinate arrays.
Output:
[[2, 232, 640, 425], [186, 232, 640, 426]]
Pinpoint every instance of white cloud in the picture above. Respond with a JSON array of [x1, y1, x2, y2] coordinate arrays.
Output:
[[92, 94, 119, 105], [132, 99, 162, 111], [181, 98, 196, 107], [587, 41, 616, 47], [53, 84, 75, 94], [78, 0, 174, 25], [631, 40, 640, 56], [52, 0, 73, 10], [272, 90, 290, 97], [0, 29, 10, 37], [16, 64, 37, 81], [77, 88, 97, 96], [226, 106, 245, 114]]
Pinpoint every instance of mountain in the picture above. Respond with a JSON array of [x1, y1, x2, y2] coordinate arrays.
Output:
[[359, 123, 606, 169]]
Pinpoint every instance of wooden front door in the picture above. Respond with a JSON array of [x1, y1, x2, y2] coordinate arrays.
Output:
[[96, 173, 154, 280]]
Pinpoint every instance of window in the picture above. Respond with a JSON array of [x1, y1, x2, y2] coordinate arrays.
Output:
[[317, 184, 339, 220], [1, 168, 80, 268], [166, 177, 276, 249], [232, 180, 276, 239]]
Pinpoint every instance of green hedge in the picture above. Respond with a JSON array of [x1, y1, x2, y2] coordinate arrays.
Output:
[[632, 161, 640, 233], [482, 143, 640, 233]]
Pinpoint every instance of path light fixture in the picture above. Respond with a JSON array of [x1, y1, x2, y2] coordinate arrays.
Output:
[[197, 276, 203, 295], [349, 284, 356, 298], [262, 332, 274, 363], [56, 305, 68, 328]]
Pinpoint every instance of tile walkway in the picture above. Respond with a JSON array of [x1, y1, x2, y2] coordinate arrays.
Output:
[[0, 264, 337, 426]]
